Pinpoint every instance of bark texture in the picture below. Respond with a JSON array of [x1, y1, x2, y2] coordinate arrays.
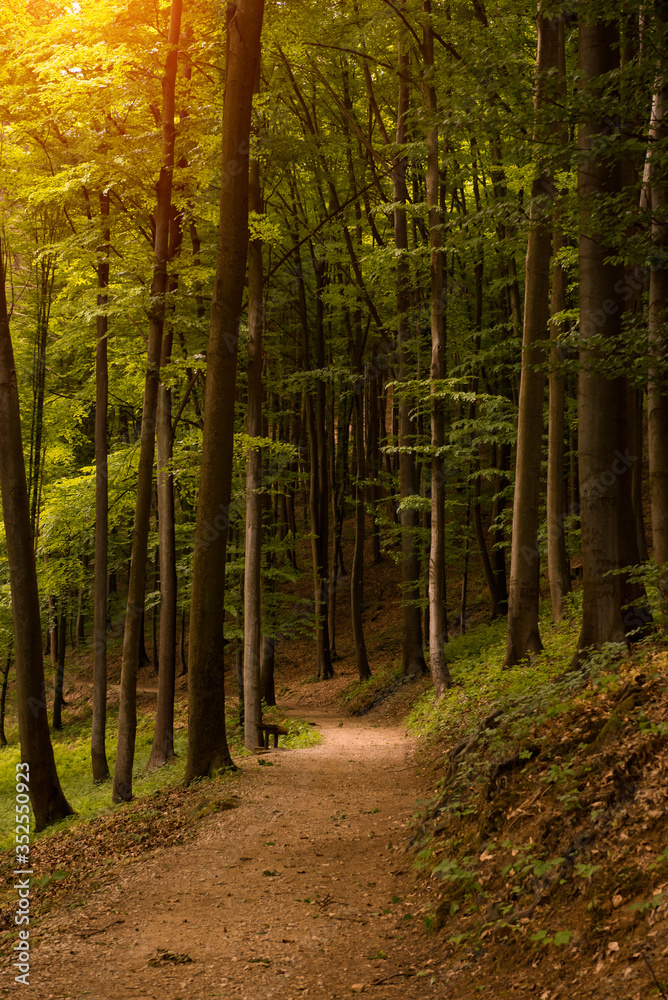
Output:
[[395, 35, 426, 678], [423, 0, 453, 697], [648, 8, 668, 568], [505, 4, 559, 666], [0, 238, 73, 831], [91, 191, 110, 782], [243, 153, 264, 749], [575, 17, 636, 656], [185, 0, 265, 782]]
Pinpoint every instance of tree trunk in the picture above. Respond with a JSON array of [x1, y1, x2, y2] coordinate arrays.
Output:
[[151, 550, 159, 677], [243, 151, 264, 750], [28, 253, 56, 537], [113, 0, 182, 802], [423, 0, 453, 698], [394, 33, 426, 678], [53, 610, 66, 731], [179, 606, 187, 676], [260, 635, 275, 706], [149, 280, 179, 767], [628, 387, 649, 563], [0, 650, 12, 747], [505, 4, 559, 667], [491, 443, 510, 607], [366, 355, 383, 565], [313, 262, 333, 680], [472, 460, 504, 617], [351, 387, 372, 681], [0, 238, 73, 830], [648, 10, 668, 570], [575, 15, 636, 658], [185, 0, 264, 782]]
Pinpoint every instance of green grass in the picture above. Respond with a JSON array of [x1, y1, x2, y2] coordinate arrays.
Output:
[[406, 594, 584, 745], [341, 658, 404, 715], [0, 705, 191, 852], [260, 703, 323, 749]]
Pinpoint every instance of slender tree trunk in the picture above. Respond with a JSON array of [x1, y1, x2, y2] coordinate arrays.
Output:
[[648, 10, 668, 570], [113, 0, 182, 801], [243, 151, 264, 750], [546, 19, 572, 622], [505, 4, 559, 667], [260, 635, 275, 705], [395, 34, 426, 678], [351, 387, 372, 681], [313, 262, 333, 680], [0, 649, 12, 746], [491, 444, 510, 607], [53, 609, 66, 731], [151, 550, 159, 677], [149, 283, 179, 767], [179, 606, 187, 676], [423, 0, 453, 698], [185, 0, 264, 782], [472, 461, 504, 617], [138, 605, 150, 670], [48, 591, 57, 679], [547, 233, 572, 620], [575, 16, 633, 657], [28, 254, 56, 537], [367, 355, 383, 564], [628, 388, 649, 562], [0, 238, 73, 830]]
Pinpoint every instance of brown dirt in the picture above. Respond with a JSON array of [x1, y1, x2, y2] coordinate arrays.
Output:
[[2, 696, 445, 1000]]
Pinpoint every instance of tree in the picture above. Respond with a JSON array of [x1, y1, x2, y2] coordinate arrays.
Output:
[[113, 0, 183, 802], [91, 191, 110, 782], [0, 238, 73, 831], [394, 30, 426, 679], [243, 147, 265, 750], [574, 13, 632, 657], [422, 0, 453, 697], [648, 1, 668, 572], [185, 0, 265, 782], [504, 4, 559, 667]]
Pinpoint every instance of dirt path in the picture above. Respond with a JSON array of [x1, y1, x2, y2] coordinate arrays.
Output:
[[18, 709, 442, 1000]]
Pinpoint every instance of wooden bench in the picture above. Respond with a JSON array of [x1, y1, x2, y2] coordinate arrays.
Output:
[[256, 722, 288, 749]]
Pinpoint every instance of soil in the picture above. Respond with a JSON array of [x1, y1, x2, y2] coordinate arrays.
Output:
[[2, 692, 443, 1000]]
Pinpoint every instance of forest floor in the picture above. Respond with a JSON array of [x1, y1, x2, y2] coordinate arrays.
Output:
[[1, 546, 667, 998], [2, 648, 667, 1000], [0, 678, 446, 1000]]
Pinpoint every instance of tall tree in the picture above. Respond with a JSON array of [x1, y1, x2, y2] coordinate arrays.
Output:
[[185, 0, 265, 782], [91, 191, 110, 782], [0, 238, 73, 831], [422, 0, 453, 698], [113, 0, 182, 801], [395, 31, 426, 678], [574, 12, 634, 658], [546, 19, 572, 622], [243, 148, 265, 749], [648, 1, 668, 572], [505, 3, 559, 666]]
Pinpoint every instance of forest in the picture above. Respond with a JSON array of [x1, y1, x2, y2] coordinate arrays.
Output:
[[0, 0, 668, 995]]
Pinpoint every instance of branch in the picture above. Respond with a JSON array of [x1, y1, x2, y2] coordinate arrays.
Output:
[[265, 171, 393, 280]]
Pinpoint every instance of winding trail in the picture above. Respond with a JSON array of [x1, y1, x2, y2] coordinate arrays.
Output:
[[21, 709, 441, 1000]]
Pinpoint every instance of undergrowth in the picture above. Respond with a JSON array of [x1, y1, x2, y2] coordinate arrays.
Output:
[[341, 659, 404, 715], [401, 598, 668, 976]]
